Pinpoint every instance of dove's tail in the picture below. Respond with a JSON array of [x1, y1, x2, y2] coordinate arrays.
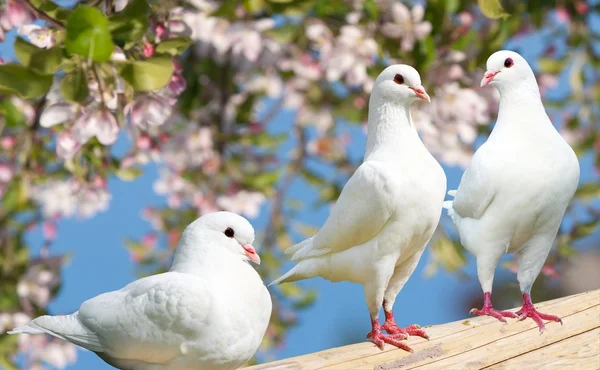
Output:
[[284, 237, 314, 259], [8, 314, 104, 353], [443, 190, 461, 225], [268, 258, 324, 287]]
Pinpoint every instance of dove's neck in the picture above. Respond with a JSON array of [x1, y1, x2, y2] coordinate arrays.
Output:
[[492, 78, 553, 135], [364, 99, 420, 161], [170, 232, 246, 275]]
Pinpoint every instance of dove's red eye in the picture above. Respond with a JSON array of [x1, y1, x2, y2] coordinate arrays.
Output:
[[393, 74, 404, 84], [504, 58, 514, 68], [224, 228, 235, 238]]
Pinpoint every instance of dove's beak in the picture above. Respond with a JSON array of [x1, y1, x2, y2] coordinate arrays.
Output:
[[242, 243, 261, 265], [481, 70, 499, 87], [409, 85, 431, 103]]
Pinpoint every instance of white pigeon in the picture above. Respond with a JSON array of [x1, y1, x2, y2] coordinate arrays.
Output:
[[444, 50, 580, 332], [271, 65, 447, 351], [8, 212, 272, 370]]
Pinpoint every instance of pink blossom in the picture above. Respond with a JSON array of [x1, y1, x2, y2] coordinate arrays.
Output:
[[126, 94, 173, 128], [71, 108, 120, 146], [56, 130, 82, 159], [155, 22, 167, 39], [381, 3, 432, 51], [141, 233, 157, 249], [18, 24, 55, 48], [458, 12, 473, 27], [42, 221, 57, 240], [40, 103, 77, 128], [168, 73, 187, 95], [32, 179, 110, 219], [143, 41, 155, 58], [0, 162, 13, 183], [5, 0, 33, 29], [142, 207, 164, 230], [136, 134, 152, 150], [216, 190, 266, 218], [575, 1, 589, 15], [1, 135, 16, 150], [542, 264, 560, 279], [555, 8, 570, 23]]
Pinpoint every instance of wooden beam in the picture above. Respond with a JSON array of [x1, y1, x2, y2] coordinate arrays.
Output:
[[246, 289, 600, 370]]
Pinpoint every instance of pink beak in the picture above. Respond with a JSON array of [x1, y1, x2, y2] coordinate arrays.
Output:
[[481, 70, 499, 87], [409, 85, 431, 103], [242, 243, 261, 265]]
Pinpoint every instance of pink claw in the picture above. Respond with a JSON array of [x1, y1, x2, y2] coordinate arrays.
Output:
[[367, 318, 414, 352], [515, 293, 562, 333], [470, 292, 517, 323]]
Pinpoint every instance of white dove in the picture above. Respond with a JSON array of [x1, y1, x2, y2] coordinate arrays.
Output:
[[8, 212, 272, 370], [271, 65, 446, 351], [444, 50, 580, 332]]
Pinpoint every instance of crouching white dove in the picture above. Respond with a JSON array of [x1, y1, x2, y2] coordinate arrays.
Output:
[[8, 212, 272, 370], [271, 65, 446, 351], [444, 50, 580, 332]]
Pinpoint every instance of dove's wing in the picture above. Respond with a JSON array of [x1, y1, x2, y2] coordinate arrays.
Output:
[[293, 161, 394, 260], [79, 272, 212, 364], [452, 145, 497, 219]]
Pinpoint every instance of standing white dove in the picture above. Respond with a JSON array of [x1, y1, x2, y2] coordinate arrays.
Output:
[[8, 212, 272, 370], [444, 50, 580, 332], [271, 65, 446, 351]]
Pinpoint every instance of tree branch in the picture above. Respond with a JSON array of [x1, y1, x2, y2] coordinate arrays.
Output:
[[22, 0, 65, 29], [262, 123, 307, 250]]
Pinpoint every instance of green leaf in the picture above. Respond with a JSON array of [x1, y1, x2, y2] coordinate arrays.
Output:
[[0, 64, 53, 98], [363, 0, 379, 20], [538, 58, 565, 74], [115, 167, 143, 181], [65, 5, 115, 62], [117, 56, 174, 91], [14, 38, 63, 74], [29, 48, 63, 75], [109, 0, 150, 46], [477, 0, 509, 19], [155, 37, 193, 56], [14, 37, 38, 66], [29, 0, 71, 22], [265, 24, 299, 44], [61, 69, 89, 103], [243, 171, 280, 190], [1, 100, 26, 127], [243, 0, 264, 12]]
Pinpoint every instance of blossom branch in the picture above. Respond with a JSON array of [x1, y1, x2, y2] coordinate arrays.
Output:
[[22, 0, 65, 29]]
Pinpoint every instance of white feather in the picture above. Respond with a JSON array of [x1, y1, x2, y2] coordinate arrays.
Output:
[[272, 64, 447, 328], [7, 212, 272, 370]]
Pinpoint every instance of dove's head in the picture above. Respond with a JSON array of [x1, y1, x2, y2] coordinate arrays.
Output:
[[371, 64, 431, 104], [481, 50, 536, 89], [182, 211, 260, 265]]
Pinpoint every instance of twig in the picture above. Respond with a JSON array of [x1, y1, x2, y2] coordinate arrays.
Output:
[[262, 124, 307, 249], [215, 53, 232, 154], [91, 63, 107, 107], [22, 0, 65, 29], [106, 0, 113, 15]]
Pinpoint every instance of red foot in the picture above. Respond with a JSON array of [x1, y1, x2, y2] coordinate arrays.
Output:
[[515, 293, 562, 333], [367, 318, 414, 352], [380, 310, 429, 339], [470, 292, 517, 323]]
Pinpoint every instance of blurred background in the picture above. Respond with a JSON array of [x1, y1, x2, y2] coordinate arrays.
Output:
[[0, 0, 598, 368]]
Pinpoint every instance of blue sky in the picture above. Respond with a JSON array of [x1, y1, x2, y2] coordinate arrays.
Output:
[[2, 16, 597, 370]]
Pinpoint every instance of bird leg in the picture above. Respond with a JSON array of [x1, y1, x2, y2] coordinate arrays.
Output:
[[470, 292, 517, 322], [515, 293, 562, 333], [366, 318, 414, 352], [379, 309, 429, 339]]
